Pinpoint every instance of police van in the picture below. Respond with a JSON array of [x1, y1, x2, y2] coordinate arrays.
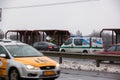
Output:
[[60, 36, 104, 53], [0, 39, 60, 80]]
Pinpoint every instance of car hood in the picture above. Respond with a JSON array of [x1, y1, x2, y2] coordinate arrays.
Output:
[[14, 56, 57, 67]]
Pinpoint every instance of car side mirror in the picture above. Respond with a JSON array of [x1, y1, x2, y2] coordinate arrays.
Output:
[[0, 54, 6, 58]]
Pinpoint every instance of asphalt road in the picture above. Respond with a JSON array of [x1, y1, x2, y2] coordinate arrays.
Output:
[[3, 69, 120, 80], [56, 69, 120, 80]]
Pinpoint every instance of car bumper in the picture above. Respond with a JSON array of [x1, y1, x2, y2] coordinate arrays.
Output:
[[20, 69, 60, 79]]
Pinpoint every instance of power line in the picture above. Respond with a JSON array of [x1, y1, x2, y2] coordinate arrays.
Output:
[[3, 0, 99, 9]]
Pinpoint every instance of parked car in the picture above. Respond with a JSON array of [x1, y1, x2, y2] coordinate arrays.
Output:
[[96, 44, 120, 55], [33, 41, 59, 51], [0, 39, 60, 80]]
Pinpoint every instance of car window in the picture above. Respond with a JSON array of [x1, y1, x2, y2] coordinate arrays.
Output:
[[64, 38, 72, 45], [47, 42, 56, 46], [5, 45, 43, 57], [40, 43, 46, 45], [107, 46, 116, 52], [74, 39, 82, 45], [116, 45, 120, 51], [33, 42, 39, 46], [0, 46, 7, 55]]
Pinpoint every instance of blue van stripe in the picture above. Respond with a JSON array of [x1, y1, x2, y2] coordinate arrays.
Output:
[[82, 39, 90, 44]]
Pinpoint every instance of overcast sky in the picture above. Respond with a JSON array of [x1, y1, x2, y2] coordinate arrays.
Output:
[[0, 0, 120, 35]]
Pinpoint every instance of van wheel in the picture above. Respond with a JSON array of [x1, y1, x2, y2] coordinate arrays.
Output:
[[8, 68, 21, 80], [61, 49, 65, 52], [83, 50, 88, 53]]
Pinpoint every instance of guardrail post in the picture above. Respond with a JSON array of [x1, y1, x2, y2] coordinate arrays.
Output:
[[59, 56, 62, 64], [96, 60, 101, 67], [59, 53, 62, 64]]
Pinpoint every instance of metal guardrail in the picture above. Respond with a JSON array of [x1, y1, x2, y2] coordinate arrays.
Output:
[[41, 51, 120, 67]]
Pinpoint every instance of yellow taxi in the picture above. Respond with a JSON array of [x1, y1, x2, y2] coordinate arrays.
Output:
[[0, 39, 60, 80]]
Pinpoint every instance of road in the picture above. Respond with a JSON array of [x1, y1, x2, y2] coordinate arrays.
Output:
[[56, 69, 120, 80], [48, 57, 120, 80], [4, 69, 120, 80]]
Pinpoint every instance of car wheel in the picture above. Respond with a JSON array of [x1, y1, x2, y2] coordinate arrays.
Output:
[[8, 68, 21, 80]]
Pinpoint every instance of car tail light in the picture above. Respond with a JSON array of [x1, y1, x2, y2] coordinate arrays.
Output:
[[48, 46, 53, 49]]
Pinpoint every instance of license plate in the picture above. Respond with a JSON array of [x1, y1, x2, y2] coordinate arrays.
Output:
[[43, 71, 55, 76]]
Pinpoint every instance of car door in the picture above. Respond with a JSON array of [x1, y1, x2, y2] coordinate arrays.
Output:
[[0, 46, 7, 77], [38, 43, 46, 50], [42, 43, 49, 51], [35, 42, 43, 50], [64, 38, 73, 52]]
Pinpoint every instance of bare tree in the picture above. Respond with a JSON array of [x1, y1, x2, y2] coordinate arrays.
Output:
[[89, 30, 100, 37], [102, 33, 112, 49], [76, 30, 82, 36]]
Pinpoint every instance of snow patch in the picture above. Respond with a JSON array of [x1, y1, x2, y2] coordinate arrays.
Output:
[[60, 61, 120, 74]]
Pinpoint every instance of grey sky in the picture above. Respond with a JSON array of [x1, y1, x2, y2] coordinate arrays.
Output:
[[0, 0, 120, 35]]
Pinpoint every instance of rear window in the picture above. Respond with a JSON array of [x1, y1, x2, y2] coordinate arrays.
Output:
[[107, 46, 116, 52], [116, 45, 120, 51], [45, 42, 56, 46]]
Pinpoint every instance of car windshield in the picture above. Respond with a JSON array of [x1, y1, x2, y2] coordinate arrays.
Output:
[[5, 45, 43, 57], [107, 46, 116, 52]]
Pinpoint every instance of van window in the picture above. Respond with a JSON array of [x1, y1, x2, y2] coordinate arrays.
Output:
[[74, 39, 82, 45], [64, 38, 72, 45]]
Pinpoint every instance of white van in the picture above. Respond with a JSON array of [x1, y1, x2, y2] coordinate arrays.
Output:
[[60, 36, 104, 53]]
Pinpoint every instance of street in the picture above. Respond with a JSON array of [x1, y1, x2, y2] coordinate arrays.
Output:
[[57, 69, 120, 80], [50, 56, 120, 80]]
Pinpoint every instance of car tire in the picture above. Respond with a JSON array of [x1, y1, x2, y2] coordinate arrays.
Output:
[[8, 68, 21, 80]]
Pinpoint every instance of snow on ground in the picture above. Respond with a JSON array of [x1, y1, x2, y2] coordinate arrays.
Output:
[[60, 60, 120, 74]]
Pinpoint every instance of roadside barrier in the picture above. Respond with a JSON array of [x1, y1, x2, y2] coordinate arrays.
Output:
[[41, 51, 120, 67]]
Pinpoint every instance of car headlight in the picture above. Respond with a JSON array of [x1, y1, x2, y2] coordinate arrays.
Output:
[[56, 63, 60, 69], [25, 65, 40, 70]]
